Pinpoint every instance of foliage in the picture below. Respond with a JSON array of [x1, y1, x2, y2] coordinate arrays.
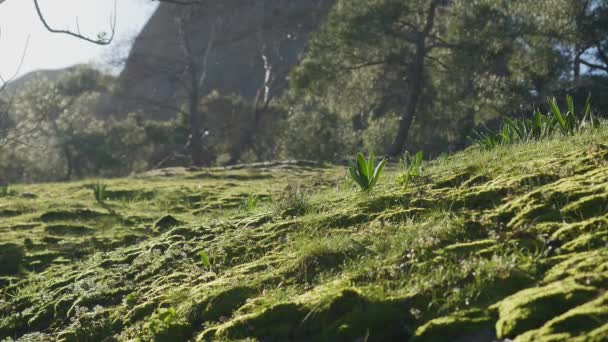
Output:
[[199, 91, 286, 165], [280, 100, 352, 161], [198, 251, 212, 271], [0, 183, 10, 197], [285, 0, 608, 158], [348, 151, 387, 192], [472, 95, 601, 149], [92, 182, 107, 204], [398, 151, 424, 188], [0, 72, 189, 182], [145, 307, 187, 340], [241, 193, 259, 211], [272, 183, 309, 216]]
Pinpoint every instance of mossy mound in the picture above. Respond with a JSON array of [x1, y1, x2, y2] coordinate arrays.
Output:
[[1, 131, 608, 340], [0, 243, 24, 275]]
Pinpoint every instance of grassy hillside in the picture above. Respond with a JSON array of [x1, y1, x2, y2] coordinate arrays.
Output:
[[1, 128, 608, 341]]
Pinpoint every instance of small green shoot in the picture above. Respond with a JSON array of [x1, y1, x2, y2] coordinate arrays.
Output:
[[199, 251, 211, 270], [92, 182, 107, 204], [472, 95, 601, 150], [241, 193, 259, 211], [348, 151, 387, 192], [399, 151, 424, 188]]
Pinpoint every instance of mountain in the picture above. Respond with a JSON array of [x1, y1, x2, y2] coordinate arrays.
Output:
[[101, 0, 335, 120], [0, 67, 74, 95]]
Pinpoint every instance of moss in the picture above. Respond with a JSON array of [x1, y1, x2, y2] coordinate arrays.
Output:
[[561, 193, 608, 219], [432, 169, 476, 189], [103, 189, 156, 201], [438, 240, 496, 257], [194, 286, 257, 323], [413, 309, 495, 342], [561, 231, 608, 252], [515, 292, 608, 342], [542, 251, 608, 283], [318, 211, 369, 228], [0, 209, 23, 218], [0, 243, 24, 275], [3, 133, 608, 340], [203, 289, 413, 342], [40, 209, 109, 222], [491, 279, 598, 339], [154, 215, 182, 232], [203, 302, 306, 341], [44, 224, 94, 236], [451, 186, 509, 210], [374, 207, 426, 222]]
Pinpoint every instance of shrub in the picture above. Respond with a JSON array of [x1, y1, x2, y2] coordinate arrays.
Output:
[[472, 95, 601, 149], [398, 151, 424, 188], [281, 101, 351, 161]]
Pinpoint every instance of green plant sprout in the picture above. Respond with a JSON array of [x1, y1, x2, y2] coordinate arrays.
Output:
[[199, 251, 212, 270], [92, 182, 107, 203], [472, 95, 600, 149], [242, 193, 259, 211], [400, 151, 424, 188], [349, 151, 387, 192]]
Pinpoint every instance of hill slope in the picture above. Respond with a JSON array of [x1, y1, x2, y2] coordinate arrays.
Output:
[[1, 130, 608, 341]]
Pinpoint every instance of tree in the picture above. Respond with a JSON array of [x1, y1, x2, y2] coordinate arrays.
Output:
[[291, 0, 592, 157], [10, 66, 111, 179]]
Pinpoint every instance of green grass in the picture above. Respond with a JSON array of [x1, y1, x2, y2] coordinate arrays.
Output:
[[472, 95, 601, 149], [1, 129, 608, 341]]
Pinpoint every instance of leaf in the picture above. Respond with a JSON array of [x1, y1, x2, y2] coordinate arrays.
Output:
[[548, 97, 566, 131], [582, 93, 592, 126], [566, 95, 574, 117], [370, 158, 387, 188], [356, 152, 369, 180], [350, 165, 368, 190], [199, 251, 211, 270], [367, 150, 375, 181]]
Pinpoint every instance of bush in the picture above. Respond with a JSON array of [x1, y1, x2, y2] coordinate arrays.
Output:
[[281, 101, 352, 161]]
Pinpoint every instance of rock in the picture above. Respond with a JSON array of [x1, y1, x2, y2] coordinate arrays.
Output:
[[99, 0, 335, 120]]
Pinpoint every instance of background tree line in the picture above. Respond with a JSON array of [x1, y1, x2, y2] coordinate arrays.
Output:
[[0, 0, 607, 182]]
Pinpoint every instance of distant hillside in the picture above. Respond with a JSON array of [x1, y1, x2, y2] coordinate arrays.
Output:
[[101, 0, 335, 120], [1, 65, 83, 95]]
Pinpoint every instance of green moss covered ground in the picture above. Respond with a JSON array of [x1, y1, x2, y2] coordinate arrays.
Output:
[[1, 129, 608, 341]]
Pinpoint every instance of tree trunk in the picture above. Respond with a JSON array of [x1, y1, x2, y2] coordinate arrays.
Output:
[[63, 144, 73, 180], [387, 0, 439, 157], [188, 74, 205, 166], [227, 91, 266, 165], [387, 53, 424, 157]]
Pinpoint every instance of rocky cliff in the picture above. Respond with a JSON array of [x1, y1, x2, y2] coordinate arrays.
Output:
[[104, 0, 334, 120]]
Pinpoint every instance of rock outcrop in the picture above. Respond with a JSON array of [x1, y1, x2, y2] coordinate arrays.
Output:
[[104, 0, 334, 120]]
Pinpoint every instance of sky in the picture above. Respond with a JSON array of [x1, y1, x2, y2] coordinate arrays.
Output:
[[0, 0, 158, 80]]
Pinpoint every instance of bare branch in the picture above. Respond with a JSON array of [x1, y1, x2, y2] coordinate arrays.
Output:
[[32, 0, 117, 45], [579, 58, 608, 73]]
